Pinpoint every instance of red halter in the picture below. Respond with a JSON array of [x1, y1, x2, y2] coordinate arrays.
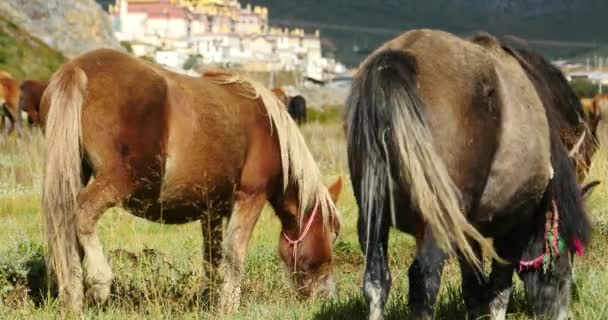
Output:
[[281, 201, 319, 273]]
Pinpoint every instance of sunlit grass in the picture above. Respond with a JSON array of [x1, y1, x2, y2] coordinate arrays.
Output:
[[0, 120, 607, 319]]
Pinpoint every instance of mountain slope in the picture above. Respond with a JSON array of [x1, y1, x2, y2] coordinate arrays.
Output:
[[1, 0, 122, 58], [0, 16, 65, 81]]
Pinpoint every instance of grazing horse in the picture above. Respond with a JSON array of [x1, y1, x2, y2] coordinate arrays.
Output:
[[288, 95, 307, 124], [272, 87, 290, 106], [591, 94, 608, 146], [41, 49, 342, 313], [19, 80, 48, 126], [0, 71, 21, 134], [500, 41, 599, 183], [346, 29, 593, 320]]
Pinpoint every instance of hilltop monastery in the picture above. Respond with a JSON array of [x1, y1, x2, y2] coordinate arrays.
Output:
[[109, 0, 344, 79]]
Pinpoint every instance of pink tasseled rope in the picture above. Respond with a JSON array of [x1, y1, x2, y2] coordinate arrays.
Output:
[[519, 255, 545, 271], [573, 238, 585, 257], [282, 201, 319, 273]]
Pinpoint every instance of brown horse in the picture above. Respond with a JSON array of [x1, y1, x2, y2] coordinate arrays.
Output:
[[272, 87, 290, 107], [591, 93, 608, 146], [272, 88, 307, 124], [0, 71, 21, 134], [346, 29, 593, 320], [40, 49, 342, 313], [19, 80, 49, 126]]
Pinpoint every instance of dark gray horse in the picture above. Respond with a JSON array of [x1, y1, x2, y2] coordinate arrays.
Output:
[[346, 29, 594, 320], [288, 95, 307, 124]]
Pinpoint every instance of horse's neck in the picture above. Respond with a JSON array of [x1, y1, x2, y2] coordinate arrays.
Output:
[[269, 181, 304, 229]]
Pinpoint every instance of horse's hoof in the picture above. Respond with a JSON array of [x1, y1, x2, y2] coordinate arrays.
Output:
[[219, 285, 241, 314], [369, 308, 384, 320], [86, 283, 110, 305]]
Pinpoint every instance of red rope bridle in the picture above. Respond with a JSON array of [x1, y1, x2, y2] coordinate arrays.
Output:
[[281, 201, 319, 273]]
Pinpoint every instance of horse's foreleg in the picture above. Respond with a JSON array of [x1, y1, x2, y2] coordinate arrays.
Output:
[[408, 228, 447, 320], [484, 232, 530, 320], [358, 209, 391, 320], [218, 192, 265, 313], [486, 260, 514, 320], [76, 177, 121, 305], [200, 213, 222, 307]]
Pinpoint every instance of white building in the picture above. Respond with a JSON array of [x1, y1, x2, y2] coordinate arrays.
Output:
[[109, 0, 334, 79], [155, 50, 190, 68]]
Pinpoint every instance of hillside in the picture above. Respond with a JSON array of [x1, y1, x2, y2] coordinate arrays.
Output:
[[0, 16, 65, 81], [1, 0, 122, 59]]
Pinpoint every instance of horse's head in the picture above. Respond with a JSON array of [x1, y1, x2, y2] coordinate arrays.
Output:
[[277, 177, 342, 297]]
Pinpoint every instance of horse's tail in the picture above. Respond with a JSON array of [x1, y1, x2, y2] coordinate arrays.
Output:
[[41, 63, 87, 302], [346, 50, 494, 268]]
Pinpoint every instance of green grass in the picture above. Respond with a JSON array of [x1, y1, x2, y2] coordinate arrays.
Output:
[[1, 120, 607, 319], [306, 106, 343, 124], [0, 16, 65, 81]]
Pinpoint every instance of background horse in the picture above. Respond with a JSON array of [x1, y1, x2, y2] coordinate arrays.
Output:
[[288, 95, 307, 124], [0, 71, 21, 135], [41, 49, 342, 313], [346, 29, 592, 320], [272, 88, 307, 125], [591, 94, 608, 146], [19, 80, 48, 127], [272, 87, 290, 106]]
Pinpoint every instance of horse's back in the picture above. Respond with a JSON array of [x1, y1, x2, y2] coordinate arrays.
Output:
[[379, 30, 551, 226]]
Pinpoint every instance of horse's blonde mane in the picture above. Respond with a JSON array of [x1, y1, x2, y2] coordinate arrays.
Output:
[[203, 70, 338, 225]]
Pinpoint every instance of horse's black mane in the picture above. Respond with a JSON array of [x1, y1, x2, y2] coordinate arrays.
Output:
[[496, 35, 593, 248]]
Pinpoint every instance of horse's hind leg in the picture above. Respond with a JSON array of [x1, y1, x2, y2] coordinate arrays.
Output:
[[218, 192, 266, 313], [458, 243, 488, 320], [75, 176, 123, 304], [358, 206, 391, 320], [408, 228, 447, 320]]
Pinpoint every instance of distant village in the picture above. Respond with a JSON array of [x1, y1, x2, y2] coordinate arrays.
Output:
[[108, 0, 348, 81]]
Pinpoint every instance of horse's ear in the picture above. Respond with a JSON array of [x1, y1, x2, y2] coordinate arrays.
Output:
[[581, 180, 601, 201], [328, 177, 343, 203]]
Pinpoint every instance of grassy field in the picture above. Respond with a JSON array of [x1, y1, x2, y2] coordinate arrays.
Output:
[[1, 120, 608, 320]]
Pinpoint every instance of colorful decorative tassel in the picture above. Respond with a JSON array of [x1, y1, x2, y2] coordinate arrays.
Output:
[[518, 200, 575, 273]]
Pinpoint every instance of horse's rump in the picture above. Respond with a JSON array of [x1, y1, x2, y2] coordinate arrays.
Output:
[[383, 30, 552, 225]]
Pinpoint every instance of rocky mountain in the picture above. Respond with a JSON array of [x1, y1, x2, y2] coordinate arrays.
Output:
[[1, 0, 123, 58]]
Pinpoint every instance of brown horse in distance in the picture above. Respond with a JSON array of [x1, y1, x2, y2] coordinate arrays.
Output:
[[19, 80, 48, 126], [0, 71, 21, 134], [272, 87, 290, 106], [272, 87, 307, 124], [40, 49, 342, 313], [591, 94, 608, 146]]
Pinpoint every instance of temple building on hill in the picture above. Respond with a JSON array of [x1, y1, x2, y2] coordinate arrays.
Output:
[[107, 0, 343, 80]]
